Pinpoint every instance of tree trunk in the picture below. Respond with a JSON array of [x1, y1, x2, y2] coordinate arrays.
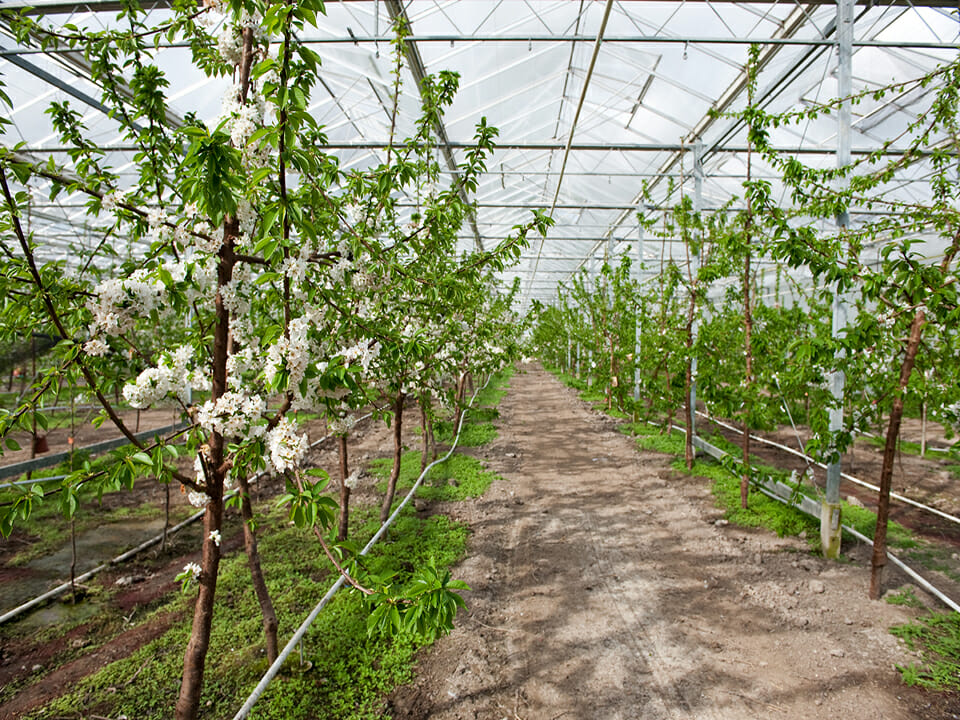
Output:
[[380, 392, 405, 525], [452, 373, 467, 434], [174, 213, 238, 719], [337, 434, 351, 542], [870, 311, 926, 600], [175, 482, 224, 719], [427, 397, 437, 463], [237, 473, 279, 662], [684, 290, 696, 470]]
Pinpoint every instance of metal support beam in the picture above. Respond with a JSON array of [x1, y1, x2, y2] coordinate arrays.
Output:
[[384, 0, 483, 252], [823, 0, 854, 560], [689, 141, 703, 441], [634, 213, 645, 404]]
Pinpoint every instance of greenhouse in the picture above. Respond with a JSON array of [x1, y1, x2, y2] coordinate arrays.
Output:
[[1, 0, 959, 717]]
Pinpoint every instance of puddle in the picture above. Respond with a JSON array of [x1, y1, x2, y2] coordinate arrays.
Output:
[[16, 595, 103, 631], [1, 517, 168, 621]]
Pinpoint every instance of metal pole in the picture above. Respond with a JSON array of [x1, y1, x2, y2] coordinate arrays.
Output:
[[634, 214, 645, 403], [690, 142, 703, 440], [822, 0, 853, 560]]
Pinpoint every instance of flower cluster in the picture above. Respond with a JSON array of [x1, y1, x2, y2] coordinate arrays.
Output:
[[196, 390, 266, 439], [328, 412, 357, 436], [264, 317, 311, 388], [220, 85, 266, 150], [101, 189, 125, 212], [87, 270, 165, 337], [122, 346, 195, 408], [340, 340, 380, 374], [265, 417, 307, 474], [344, 469, 361, 490]]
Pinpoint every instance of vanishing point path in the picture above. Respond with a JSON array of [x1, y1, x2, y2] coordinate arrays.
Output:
[[388, 364, 941, 720]]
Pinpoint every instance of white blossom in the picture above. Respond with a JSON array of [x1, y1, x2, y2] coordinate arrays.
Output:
[[83, 338, 109, 357], [209, 529, 222, 547], [344, 469, 361, 490], [266, 417, 307, 473], [101, 190, 125, 212], [122, 346, 195, 409], [196, 391, 266, 439]]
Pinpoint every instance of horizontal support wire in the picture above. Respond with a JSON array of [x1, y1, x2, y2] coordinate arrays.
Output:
[[3, 36, 958, 52]]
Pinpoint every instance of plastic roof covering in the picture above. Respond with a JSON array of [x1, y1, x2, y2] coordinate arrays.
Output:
[[0, 0, 958, 311]]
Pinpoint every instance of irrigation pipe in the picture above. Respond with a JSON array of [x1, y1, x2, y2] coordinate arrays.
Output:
[[232, 377, 492, 720], [0, 414, 372, 626], [687, 432, 960, 614], [696, 410, 960, 528], [0, 506, 205, 625]]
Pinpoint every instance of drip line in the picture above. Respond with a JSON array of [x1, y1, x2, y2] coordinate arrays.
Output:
[[232, 378, 493, 720], [0, 414, 372, 626]]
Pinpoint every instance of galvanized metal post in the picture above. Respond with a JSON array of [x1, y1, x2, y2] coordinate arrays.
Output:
[[690, 141, 703, 440], [634, 214, 645, 403], [822, 0, 853, 560]]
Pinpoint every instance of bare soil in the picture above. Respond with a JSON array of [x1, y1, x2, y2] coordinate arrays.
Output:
[[3, 368, 958, 719], [0, 412, 391, 719], [388, 363, 959, 720], [703, 415, 960, 601]]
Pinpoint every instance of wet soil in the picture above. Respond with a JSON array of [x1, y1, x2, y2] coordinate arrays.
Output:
[[2, 369, 959, 719], [388, 364, 959, 720], [0, 412, 389, 719]]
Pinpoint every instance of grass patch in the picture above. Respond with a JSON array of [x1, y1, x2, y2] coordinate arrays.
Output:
[[473, 367, 513, 408], [433, 420, 497, 447], [691, 457, 819, 539], [886, 587, 926, 608], [840, 502, 918, 551], [621, 421, 686, 455], [891, 612, 960, 691], [371, 451, 501, 504], [29, 504, 470, 720]]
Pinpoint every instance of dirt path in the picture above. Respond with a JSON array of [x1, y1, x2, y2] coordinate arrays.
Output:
[[389, 364, 957, 720]]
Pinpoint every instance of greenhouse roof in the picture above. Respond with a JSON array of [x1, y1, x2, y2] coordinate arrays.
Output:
[[1, 0, 957, 309]]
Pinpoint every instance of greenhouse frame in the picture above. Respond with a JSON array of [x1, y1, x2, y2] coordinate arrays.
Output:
[[2, 0, 960, 718]]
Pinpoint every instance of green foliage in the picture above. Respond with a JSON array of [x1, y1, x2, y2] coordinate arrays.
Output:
[[690, 457, 819, 538], [371, 451, 500, 503], [620, 421, 686, 455], [473, 366, 513, 408], [433, 420, 497, 447], [885, 587, 925, 608], [891, 612, 960, 691], [840, 502, 917, 550], [31, 505, 470, 720]]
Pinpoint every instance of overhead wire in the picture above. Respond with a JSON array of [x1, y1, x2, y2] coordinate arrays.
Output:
[[523, 0, 615, 311]]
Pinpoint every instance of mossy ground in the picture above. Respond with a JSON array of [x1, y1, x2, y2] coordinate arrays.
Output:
[[30, 505, 469, 720], [17, 368, 513, 719]]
